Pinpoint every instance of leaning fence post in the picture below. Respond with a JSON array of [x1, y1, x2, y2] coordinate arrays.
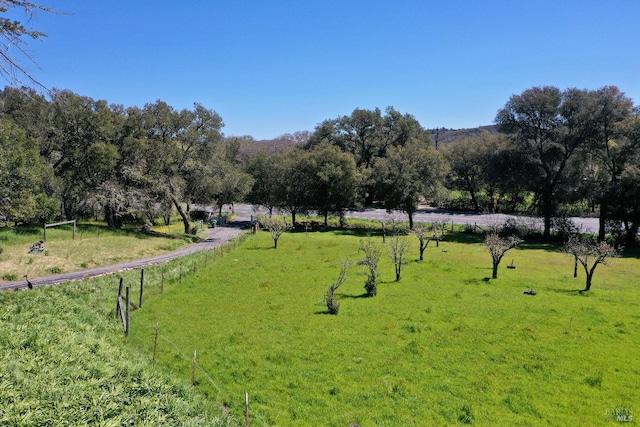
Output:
[[125, 286, 131, 337], [139, 269, 145, 308]]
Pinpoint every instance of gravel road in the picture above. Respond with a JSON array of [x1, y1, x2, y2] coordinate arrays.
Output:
[[0, 220, 249, 291]]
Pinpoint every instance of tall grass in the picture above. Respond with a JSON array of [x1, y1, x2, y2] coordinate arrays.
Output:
[[129, 229, 640, 426], [0, 266, 238, 426]]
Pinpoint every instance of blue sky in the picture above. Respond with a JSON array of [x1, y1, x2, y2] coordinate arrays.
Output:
[[15, 0, 640, 140]]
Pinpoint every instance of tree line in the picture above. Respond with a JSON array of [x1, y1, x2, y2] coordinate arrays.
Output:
[[1, 85, 639, 245]]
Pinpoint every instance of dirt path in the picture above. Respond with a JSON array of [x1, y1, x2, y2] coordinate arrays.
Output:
[[0, 221, 249, 291]]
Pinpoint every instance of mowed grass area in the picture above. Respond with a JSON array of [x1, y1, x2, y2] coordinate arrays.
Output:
[[0, 222, 194, 282], [129, 229, 640, 426]]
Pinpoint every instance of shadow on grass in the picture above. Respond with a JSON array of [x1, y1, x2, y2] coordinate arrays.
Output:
[[338, 292, 369, 299], [289, 225, 376, 238], [547, 287, 590, 295]]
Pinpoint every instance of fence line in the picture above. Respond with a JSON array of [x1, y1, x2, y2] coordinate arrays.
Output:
[[116, 230, 255, 418]]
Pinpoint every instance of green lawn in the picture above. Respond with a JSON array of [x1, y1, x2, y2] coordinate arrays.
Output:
[[129, 229, 640, 426]]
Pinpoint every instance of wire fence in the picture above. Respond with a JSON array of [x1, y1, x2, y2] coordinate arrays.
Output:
[[115, 229, 255, 424]]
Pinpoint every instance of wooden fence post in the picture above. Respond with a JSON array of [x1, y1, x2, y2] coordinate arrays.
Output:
[[245, 392, 250, 427], [116, 278, 123, 319], [125, 286, 131, 337], [191, 350, 197, 385], [139, 269, 144, 308], [153, 322, 159, 362]]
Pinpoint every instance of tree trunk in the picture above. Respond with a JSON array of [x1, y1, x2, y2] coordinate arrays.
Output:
[[625, 221, 638, 247], [584, 273, 593, 291], [469, 190, 480, 212], [273, 237, 278, 249], [492, 261, 499, 279], [172, 198, 191, 234], [542, 190, 553, 239], [598, 202, 607, 241]]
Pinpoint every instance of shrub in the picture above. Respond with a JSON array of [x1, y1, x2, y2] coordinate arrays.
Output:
[[325, 262, 349, 315]]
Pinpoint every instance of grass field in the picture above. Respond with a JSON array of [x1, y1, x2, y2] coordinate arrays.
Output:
[[0, 255, 238, 426], [0, 221, 194, 282], [129, 228, 640, 426]]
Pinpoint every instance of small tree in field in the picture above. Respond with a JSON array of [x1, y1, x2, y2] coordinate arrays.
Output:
[[427, 221, 447, 247], [411, 224, 429, 261], [388, 233, 411, 282], [359, 237, 382, 296], [563, 235, 620, 291], [484, 233, 522, 279], [325, 262, 349, 314], [380, 215, 401, 243], [258, 215, 290, 248]]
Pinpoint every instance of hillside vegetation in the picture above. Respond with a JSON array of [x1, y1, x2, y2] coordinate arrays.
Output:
[[0, 259, 237, 426]]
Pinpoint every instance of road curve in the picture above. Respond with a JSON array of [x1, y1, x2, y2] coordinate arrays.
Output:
[[0, 220, 249, 291]]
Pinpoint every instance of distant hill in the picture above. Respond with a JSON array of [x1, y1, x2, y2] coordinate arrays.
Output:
[[236, 137, 302, 162], [236, 125, 502, 161], [429, 125, 501, 147]]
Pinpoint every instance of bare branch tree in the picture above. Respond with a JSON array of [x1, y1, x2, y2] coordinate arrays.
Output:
[[0, 1, 62, 88], [388, 233, 411, 282], [359, 237, 382, 296], [410, 224, 429, 261], [563, 235, 620, 291], [257, 214, 290, 249], [484, 233, 522, 279]]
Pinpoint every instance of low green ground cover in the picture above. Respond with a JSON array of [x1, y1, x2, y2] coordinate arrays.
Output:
[[0, 254, 238, 426], [130, 229, 640, 426]]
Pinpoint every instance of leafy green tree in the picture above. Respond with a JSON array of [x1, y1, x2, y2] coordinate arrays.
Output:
[[275, 149, 315, 225], [142, 100, 224, 234], [209, 162, 254, 217], [0, 120, 53, 224], [444, 134, 508, 212], [374, 142, 444, 229], [245, 152, 281, 215], [580, 87, 636, 240], [496, 86, 595, 238], [307, 107, 431, 205], [609, 163, 640, 246], [308, 143, 360, 227]]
